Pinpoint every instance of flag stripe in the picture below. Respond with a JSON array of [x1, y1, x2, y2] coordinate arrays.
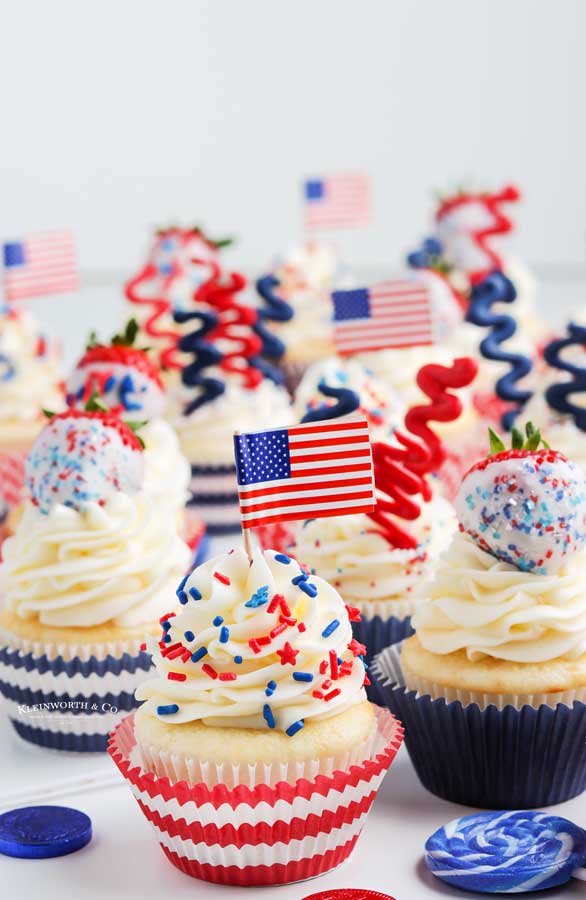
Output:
[[240, 488, 375, 515], [241, 503, 376, 527], [288, 420, 369, 437], [239, 476, 374, 501]]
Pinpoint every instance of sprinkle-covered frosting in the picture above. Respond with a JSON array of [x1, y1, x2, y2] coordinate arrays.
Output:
[[26, 411, 144, 514], [292, 495, 456, 611], [137, 548, 367, 734], [457, 448, 586, 575]]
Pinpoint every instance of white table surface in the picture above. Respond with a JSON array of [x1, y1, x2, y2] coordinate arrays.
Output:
[[3, 274, 586, 898], [2, 704, 586, 900]]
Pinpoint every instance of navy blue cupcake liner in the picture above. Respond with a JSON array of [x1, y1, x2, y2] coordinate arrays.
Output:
[[372, 643, 586, 809], [10, 719, 111, 752], [0, 639, 153, 752], [0, 645, 152, 678], [352, 615, 413, 705], [187, 463, 240, 535]]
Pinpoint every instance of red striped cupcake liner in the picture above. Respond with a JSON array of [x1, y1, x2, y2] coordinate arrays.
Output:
[[108, 707, 403, 886]]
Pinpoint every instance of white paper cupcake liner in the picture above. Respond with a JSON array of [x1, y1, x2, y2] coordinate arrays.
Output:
[[109, 706, 404, 886]]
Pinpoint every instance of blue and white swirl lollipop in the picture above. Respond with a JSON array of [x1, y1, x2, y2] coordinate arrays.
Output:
[[425, 810, 586, 894]]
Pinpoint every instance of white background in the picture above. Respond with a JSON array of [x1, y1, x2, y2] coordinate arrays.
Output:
[[0, 0, 585, 276]]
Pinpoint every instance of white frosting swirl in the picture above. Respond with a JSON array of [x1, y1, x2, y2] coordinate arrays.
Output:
[[137, 547, 366, 733], [166, 378, 293, 466], [141, 419, 190, 513], [0, 309, 63, 440], [1, 494, 191, 628], [293, 495, 456, 608], [413, 531, 586, 662]]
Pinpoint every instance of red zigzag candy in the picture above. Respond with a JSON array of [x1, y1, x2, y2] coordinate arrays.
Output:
[[367, 357, 478, 548]]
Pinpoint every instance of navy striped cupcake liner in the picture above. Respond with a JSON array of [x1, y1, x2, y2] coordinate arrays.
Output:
[[372, 643, 586, 809], [188, 464, 241, 535], [352, 615, 414, 705], [0, 641, 153, 753]]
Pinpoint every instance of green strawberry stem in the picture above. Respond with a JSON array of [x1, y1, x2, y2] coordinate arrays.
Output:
[[487, 422, 550, 455]]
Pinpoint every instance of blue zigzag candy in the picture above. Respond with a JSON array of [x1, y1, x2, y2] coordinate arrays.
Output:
[[174, 309, 225, 415], [544, 322, 586, 430], [301, 380, 360, 423], [407, 236, 443, 269], [466, 271, 533, 430], [425, 809, 586, 894], [250, 275, 294, 384]]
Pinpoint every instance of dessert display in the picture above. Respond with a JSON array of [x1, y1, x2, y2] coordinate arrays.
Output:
[[373, 423, 586, 807], [0, 405, 191, 750]]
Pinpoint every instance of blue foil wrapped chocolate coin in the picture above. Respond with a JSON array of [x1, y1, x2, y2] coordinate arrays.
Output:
[[425, 810, 586, 894], [0, 805, 92, 859]]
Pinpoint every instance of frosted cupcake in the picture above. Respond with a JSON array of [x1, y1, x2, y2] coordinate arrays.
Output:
[[423, 183, 545, 339], [65, 320, 193, 539], [293, 473, 456, 702], [263, 242, 353, 392], [0, 304, 64, 525], [294, 356, 405, 442], [0, 407, 191, 751], [291, 357, 479, 701], [109, 546, 403, 886], [124, 226, 230, 371], [373, 424, 586, 808], [167, 373, 292, 535]]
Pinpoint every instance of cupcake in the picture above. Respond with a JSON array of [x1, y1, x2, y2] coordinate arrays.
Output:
[[124, 226, 229, 373], [293, 471, 456, 703], [109, 546, 403, 886], [0, 304, 64, 525], [65, 319, 194, 544], [167, 378, 293, 535], [0, 407, 191, 751], [291, 358, 479, 702], [262, 242, 353, 393], [294, 356, 405, 442], [350, 268, 491, 489], [164, 268, 294, 535], [373, 423, 586, 808], [428, 183, 545, 339]]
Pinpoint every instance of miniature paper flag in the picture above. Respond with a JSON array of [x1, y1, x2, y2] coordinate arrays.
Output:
[[2, 231, 78, 300], [303, 172, 371, 230], [332, 280, 435, 355], [234, 416, 375, 528]]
